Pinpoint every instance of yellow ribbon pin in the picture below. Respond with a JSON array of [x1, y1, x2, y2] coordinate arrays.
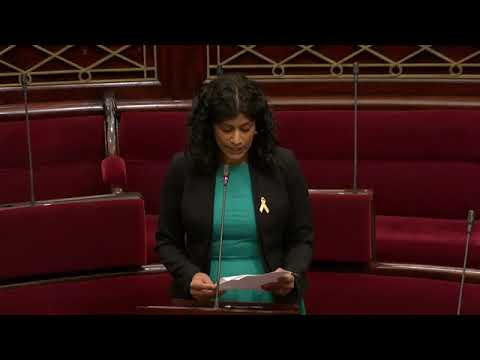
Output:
[[259, 197, 270, 214]]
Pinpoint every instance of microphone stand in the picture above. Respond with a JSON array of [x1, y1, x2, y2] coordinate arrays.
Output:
[[457, 209, 475, 315], [21, 73, 36, 206], [214, 164, 229, 309], [352, 62, 359, 193]]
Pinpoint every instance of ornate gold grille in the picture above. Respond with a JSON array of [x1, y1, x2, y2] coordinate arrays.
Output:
[[0, 45, 158, 87], [207, 45, 480, 81]]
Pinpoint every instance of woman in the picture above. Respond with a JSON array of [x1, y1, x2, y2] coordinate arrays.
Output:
[[155, 73, 313, 314]]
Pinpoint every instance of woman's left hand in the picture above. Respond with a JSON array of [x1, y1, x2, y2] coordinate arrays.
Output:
[[261, 267, 295, 296]]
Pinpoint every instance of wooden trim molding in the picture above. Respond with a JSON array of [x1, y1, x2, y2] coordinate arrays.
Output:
[[369, 262, 480, 284], [0, 264, 167, 290], [314, 261, 480, 284], [118, 97, 480, 110], [0, 192, 144, 211], [3, 96, 480, 119]]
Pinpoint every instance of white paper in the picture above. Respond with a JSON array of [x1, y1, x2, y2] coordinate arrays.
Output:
[[219, 271, 290, 291]]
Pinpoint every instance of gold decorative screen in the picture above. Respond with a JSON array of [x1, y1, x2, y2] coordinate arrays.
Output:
[[207, 45, 480, 81], [0, 45, 158, 87]]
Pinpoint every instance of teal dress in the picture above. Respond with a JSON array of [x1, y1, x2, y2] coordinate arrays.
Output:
[[209, 162, 306, 314]]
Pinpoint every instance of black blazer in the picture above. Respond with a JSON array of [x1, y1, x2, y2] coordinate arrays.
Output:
[[155, 147, 314, 304]]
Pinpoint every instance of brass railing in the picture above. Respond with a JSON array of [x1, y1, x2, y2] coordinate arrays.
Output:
[[0, 45, 159, 88], [207, 45, 480, 82]]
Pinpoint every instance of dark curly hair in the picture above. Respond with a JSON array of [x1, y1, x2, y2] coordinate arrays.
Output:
[[187, 73, 277, 174]]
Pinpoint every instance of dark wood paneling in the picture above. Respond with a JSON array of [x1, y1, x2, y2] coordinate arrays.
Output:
[[166, 45, 207, 99]]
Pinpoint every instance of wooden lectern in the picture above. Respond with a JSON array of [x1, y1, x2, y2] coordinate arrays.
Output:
[[137, 298, 299, 315]]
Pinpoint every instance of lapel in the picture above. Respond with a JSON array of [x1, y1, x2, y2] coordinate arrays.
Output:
[[189, 170, 216, 251]]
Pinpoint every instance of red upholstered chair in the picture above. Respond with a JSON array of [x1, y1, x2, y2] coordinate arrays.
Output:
[[0, 195, 146, 281], [276, 110, 480, 268], [0, 194, 173, 314], [0, 115, 110, 206], [309, 189, 374, 263], [305, 271, 462, 314], [118, 111, 188, 263], [0, 120, 31, 205], [0, 271, 172, 315]]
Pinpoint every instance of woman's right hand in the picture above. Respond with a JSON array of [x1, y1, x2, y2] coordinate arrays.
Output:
[[189, 272, 218, 302]]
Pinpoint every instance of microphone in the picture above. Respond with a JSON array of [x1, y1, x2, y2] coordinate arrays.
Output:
[[457, 209, 475, 315], [213, 164, 229, 309], [352, 62, 359, 193], [21, 73, 36, 205]]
